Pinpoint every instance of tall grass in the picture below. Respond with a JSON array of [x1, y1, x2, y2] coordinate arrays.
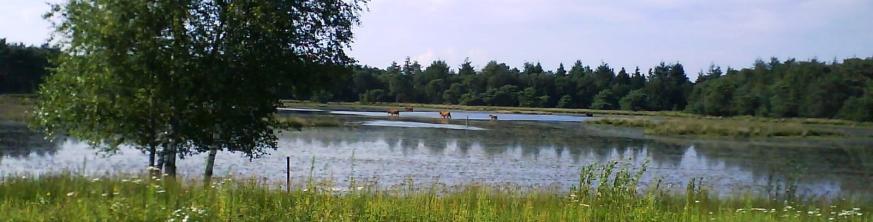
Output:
[[589, 117, 845, 138], [1, 162, 868, 221]]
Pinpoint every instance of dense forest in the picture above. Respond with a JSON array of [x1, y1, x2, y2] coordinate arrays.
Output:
[[323, 57, 873, 121], [0, 39, 58, 94], [2, 39, 872, 121]]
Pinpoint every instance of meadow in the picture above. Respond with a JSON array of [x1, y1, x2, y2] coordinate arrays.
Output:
[[0, 163, 869, 221]]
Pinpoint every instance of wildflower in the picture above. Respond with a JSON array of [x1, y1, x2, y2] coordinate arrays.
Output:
[[356, 186, 364, 191], [101, 193, 109, 197], [66, 192, 76, 197], [91, 178, 100, 182], [156, 190, 166, 193], [694, 200, 701, 203]]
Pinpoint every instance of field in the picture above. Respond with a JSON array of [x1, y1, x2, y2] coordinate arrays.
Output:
[[1, 163, 870, 221]]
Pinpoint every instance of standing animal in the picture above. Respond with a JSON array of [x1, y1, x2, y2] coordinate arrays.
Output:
[[404, 106, 414, 112], [439, 111, 452, 119], [489, 114, 498, 121], [387, 109, 400, 117]]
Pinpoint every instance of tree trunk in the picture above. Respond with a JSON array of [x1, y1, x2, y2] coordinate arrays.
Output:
[[156, 147, 165, 174], [163, 143, 177, 177], [147, 143, 159, 176], [204, 146, 218, 185]]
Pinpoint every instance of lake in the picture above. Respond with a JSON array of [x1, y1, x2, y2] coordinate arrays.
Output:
[[1, 109, 872, 198]]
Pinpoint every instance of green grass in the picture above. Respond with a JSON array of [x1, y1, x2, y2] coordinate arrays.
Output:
[[1, 163, 869, 221], [588, 116, 849, 138], [275, 115, 343, 129], [0, 94, 34, 122]]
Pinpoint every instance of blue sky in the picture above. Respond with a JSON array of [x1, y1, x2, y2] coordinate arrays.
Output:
[[3, 0, 872, 78]]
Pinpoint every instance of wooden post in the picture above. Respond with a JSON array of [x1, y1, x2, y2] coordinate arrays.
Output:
[[286, 156, 291, 193]]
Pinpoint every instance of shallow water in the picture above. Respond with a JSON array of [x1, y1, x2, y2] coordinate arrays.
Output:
[[362, 120, 486, 130], [330, 110, 588, 122], [1, 112, 872, 198]]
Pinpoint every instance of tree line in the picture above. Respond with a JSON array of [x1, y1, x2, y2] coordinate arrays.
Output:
[[316, 57, 873, 121], [0, 39, 59, 94], [5, 36, 872, 122]]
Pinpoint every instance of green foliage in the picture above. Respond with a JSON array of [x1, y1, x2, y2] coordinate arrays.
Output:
[[360, 89, 386, 104], [311, 90, 334, 104], [590, 89, 618, 110], [31, 0, 365, 177], [620, 89, 648, 111], [0, 39, 59, 94], [482, 85, 519, 106], [687, 58, 873, 121], [556, 95, 574, 108], [837, 92, 873, 122]]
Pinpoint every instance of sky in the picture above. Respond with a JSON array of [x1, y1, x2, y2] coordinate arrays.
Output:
[[3, 0, 872, 78]]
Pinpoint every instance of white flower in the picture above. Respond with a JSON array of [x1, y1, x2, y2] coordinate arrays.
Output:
[[66, 192, 76, 197]]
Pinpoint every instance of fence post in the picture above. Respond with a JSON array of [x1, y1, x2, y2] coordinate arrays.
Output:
[[286, 156, 291, 193]]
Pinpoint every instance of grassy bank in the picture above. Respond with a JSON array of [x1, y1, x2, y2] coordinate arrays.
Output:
[[588, 117, 846, 138], [1, 163, 869, 221], [0, 94, 33, 122], [275, 115, 344, 128]]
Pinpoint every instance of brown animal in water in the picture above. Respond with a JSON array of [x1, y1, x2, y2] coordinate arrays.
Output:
[[387, 109, 400, 117], [489, 114, 498, 120], [585, 112, 594, 117], [439, 111, 452, 119], [404, 106, 414, 112]]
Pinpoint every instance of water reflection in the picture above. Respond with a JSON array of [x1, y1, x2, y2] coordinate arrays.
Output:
[[0, 122, 59, 158], [1, 117, 871, 198]]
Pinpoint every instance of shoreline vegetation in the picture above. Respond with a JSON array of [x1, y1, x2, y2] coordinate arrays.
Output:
[[1, 163, 869, 221], [279, 100, 873, 138], [3, 95, 872, 139]]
